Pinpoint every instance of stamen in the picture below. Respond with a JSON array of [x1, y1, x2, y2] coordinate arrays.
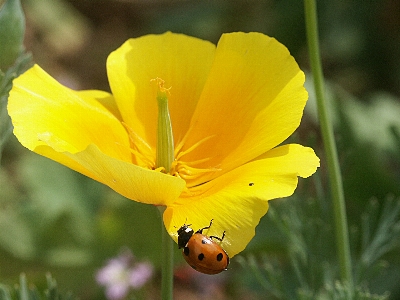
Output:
[[128, 146, 154, 168], [177, 164, 221, 179], [182, 157, 211, 166], [172, 160, 221, 189], [122, 122, 153, 153], [154, 166, 166, 172], [172, 134, 222, 189], [122, 122, 155, 168], [175, 135, 215, 160]]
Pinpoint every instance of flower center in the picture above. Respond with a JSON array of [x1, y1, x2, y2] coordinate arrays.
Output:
[[170, 136, 222, 196], [153, 78, 220, 195], [125, 78, 220, 195]]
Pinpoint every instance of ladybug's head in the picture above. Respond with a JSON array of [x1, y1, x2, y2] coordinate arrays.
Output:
[[177, 224, 194, 249]]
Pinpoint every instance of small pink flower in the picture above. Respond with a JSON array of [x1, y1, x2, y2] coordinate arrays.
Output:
[[129, 262, 154, 289], [96, 249, 153, 300]]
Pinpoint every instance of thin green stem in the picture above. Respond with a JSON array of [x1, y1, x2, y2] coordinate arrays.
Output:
[[154, 78, 175, 299], [304, 0, 354, 296], [155, 80, 174, 172], [158, 206, 174, 300]]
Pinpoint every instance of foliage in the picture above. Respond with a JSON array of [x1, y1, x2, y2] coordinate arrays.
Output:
[[0, 51, 31, 162], [0, 274, 75, 300], [236, 195, 399, 299]]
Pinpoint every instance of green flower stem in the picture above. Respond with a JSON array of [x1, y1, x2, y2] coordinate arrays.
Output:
[[155, 79, 175, 299], [304, 0, 354, 296], [158, 206, 174, 300]]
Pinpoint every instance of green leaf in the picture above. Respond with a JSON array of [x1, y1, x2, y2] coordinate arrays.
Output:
[[0, 51, 32, 164], [0, 284, 12, 300], [18, 274, 29, 300], [0, 0, 25, 69]]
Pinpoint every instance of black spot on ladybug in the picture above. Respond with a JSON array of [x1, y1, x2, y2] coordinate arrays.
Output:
[[184, 247, 190, 256], [249, 182, 254, 186], [198, 253, 205, 261], [217, 253, 223, 261], [201, 238, 207, 244]]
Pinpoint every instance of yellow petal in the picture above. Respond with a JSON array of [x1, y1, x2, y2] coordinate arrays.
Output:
[[8, 65, 187, 205], [63, 144, 186, 205], [107, 32, 216, 151], [179, 32, 308, 186], [77, 90, 123, 122], [33, 144, 185, 205], [8, 65, 131, 162], [164, 144, 319, 256]]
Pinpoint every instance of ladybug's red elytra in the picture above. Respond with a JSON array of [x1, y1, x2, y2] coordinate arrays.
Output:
[[177, 219, 229, 275]]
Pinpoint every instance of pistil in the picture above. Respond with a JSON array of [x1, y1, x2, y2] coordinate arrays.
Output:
[[154, 78, 174, 173]]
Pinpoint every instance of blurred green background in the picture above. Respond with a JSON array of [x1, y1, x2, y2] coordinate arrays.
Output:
[[1, 0, 400, 299]]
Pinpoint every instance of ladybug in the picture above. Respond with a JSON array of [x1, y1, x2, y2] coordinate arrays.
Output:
[[177, 219, 229, 275]]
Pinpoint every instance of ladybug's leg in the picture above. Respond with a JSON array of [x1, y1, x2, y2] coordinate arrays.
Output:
[[197, 219, 213, 234], [210, 231, 226, 242]]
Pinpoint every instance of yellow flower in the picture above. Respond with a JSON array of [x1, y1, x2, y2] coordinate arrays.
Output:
[[8, 32, 319, 257]]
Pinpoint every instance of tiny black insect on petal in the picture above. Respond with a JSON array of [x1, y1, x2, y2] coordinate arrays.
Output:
[[198, 253, 205, 261], [249, 182, 254, 186], [216, 253, 223, 261]]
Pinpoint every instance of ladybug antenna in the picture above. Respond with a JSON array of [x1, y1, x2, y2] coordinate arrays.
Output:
[[174, 218, 191, 229]]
